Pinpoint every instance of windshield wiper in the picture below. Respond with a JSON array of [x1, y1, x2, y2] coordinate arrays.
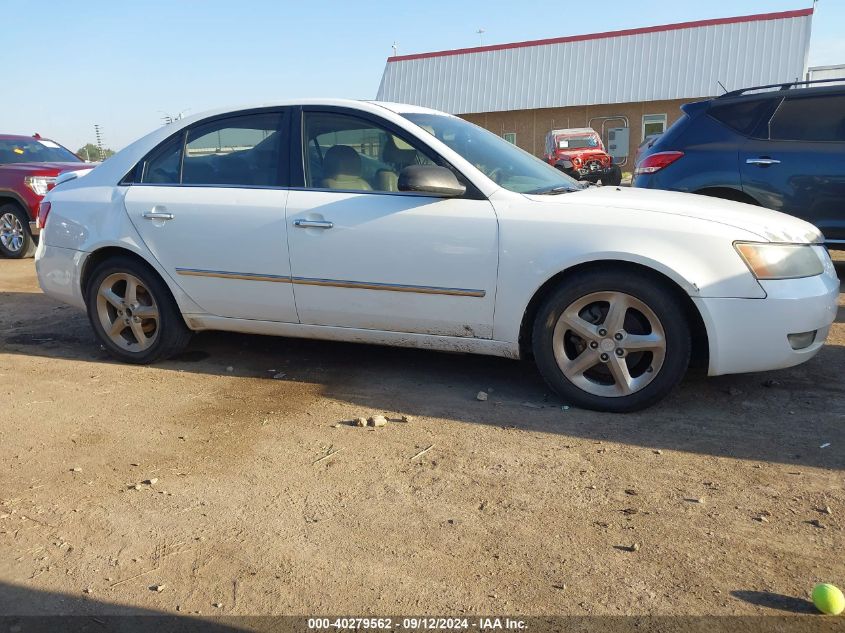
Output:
[[531, 185, 578, 195]]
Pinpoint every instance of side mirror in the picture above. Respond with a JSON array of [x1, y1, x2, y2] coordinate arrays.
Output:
[[398, 165, 466, 197]]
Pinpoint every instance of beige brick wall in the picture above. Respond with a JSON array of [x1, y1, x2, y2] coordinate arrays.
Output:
[[460, 98, 703, 167]]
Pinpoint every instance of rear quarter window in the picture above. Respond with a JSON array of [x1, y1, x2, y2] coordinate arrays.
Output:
[[707, 98, 780, 137]]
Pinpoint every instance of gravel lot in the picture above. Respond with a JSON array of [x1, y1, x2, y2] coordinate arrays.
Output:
[[0, 255, 843, 622]]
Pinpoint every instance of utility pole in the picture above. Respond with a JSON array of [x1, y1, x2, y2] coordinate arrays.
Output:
[[94, 125, 105, 161]]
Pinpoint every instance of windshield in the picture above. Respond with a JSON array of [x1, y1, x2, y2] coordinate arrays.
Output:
[[0, 138, 81, 165], [557, 135, 599, 150], [403, 113, 582, 194]]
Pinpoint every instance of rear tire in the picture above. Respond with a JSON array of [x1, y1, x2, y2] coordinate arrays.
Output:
[[0, 203, 36, 258], [85, 256, 191, 364], [531, 269, 691, 412]]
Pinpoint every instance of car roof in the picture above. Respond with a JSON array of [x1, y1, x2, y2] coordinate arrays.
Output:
[[0, 134, 50, 141], [549, 128, 597, 136], [152, 99, 449, 123], [715, 82, 845, 103]]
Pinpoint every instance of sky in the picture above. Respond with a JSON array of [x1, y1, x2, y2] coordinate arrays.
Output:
[[3, 0, 841, 152]]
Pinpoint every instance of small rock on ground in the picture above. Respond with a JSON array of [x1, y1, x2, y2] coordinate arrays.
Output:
[[369, 415, 388, 428], [476, 391, 488, 401]]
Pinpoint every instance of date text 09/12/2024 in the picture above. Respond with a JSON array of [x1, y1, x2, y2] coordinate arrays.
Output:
[[307, 617, 527, 630]]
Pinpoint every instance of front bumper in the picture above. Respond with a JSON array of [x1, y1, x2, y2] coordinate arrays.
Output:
[[694, 270, 840, 376], [576, 164, 613, 179]]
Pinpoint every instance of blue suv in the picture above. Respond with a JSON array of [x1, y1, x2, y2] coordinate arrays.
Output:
[[633, 79, 845, 248]]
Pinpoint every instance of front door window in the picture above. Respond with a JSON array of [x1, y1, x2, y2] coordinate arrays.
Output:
[[303, 112, 435, 193]]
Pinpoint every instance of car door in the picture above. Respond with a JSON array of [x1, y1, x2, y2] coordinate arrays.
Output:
[[285, 107, 498, 338], [124, 109, 299, 322], [740, 93, 845, 242]]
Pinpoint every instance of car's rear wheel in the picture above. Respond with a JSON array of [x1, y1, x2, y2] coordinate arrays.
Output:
[[85, 256, 191, 364], [532, 270, 691, 412], [0, 203, 35, 259]]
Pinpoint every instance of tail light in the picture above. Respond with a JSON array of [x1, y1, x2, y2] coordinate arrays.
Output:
[[634, 151, 684, 175], [37, 201, 51, 229]]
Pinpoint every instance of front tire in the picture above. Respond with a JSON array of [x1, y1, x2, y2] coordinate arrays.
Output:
[[602, 165, 623, 186], [0, 203, 36, 258], [532, 269, 691, 412], [85, 256, 191, 364]]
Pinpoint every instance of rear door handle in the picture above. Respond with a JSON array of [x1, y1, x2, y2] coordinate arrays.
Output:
[[746, 158, 781, 166], [294, 219, 333, 229], [143, 206, 174, 220]]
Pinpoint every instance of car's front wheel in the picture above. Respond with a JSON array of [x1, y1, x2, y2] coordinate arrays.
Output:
[[602, 165, 623, 186], [532, 269, 691, 412], [0, 203, 36, 258], [85, 256, 192, 364]]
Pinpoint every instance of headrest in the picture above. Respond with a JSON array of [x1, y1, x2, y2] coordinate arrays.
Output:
[[383, 135, 418, 165], [324, 145, 361, 177]]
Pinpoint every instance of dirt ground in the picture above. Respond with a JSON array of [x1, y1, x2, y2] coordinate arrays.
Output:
[[0, 255, 843, 624]]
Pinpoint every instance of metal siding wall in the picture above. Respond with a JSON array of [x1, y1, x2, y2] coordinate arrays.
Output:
[[376, 14, 812, 113]]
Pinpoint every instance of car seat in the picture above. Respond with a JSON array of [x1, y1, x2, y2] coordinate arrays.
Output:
[[321, 145, 371, 190]]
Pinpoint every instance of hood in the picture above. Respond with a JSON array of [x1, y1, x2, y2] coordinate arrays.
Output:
[[556, 147, 607, 159], [524, 186, 823, 244], [0, 161, 93, 174]]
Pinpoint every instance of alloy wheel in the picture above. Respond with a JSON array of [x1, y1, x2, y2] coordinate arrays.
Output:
[[552, 291, 666, 398], [0, 212, 24, 253], [96, 273, 160, 352]]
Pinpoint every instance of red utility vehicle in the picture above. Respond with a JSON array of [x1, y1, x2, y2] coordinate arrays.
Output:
[[0, 134, 94, 258], [543, 128, 622, 186]]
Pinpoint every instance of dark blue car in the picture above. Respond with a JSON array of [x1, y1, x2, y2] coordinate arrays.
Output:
[[633, 79, 845, 248]]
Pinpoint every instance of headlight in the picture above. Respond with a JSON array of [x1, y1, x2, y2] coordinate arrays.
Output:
[[24, 176, 56, 196], [734, 242, 825, 280]]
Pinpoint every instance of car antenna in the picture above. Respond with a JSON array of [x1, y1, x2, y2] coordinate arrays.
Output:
[[717, 81, 728, 94]]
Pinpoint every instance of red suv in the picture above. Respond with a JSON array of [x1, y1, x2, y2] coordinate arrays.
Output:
[[0, 134, 94, 258], [543, 128, 622, 186]]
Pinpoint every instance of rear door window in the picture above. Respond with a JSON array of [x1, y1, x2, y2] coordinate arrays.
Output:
[[183, 113, 283, 186], [769, 95, 845, 142]]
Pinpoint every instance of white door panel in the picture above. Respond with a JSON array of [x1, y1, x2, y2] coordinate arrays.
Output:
[[124, 185, 297, 322], [286, 190, 498, 337]]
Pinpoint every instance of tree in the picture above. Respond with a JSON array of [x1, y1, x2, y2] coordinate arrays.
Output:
[[76, 143, 115, 162]]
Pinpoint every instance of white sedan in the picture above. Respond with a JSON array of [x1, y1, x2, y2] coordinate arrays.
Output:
[[35, 100, 840, 412]]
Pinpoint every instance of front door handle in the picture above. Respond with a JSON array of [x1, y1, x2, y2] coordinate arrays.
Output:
[[746, 157, 781, 167], [294, 219, 334, 229]]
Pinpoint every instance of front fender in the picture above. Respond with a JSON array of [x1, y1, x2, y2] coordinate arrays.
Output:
[[489, 195, 765, 344]]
